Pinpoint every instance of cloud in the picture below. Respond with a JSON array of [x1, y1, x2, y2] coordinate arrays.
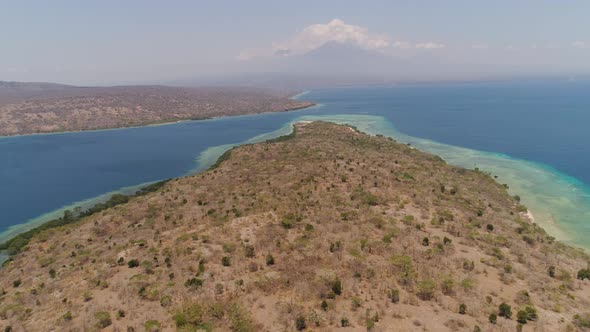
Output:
[[415, 42, 446, 50], [238, 19, 389, 60], [471, 43, 489, 49], [573, 41, 589, 49], [238, 19, 446, 60]]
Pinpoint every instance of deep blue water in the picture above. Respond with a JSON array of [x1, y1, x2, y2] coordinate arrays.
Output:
[[1, 80, 590, 241]]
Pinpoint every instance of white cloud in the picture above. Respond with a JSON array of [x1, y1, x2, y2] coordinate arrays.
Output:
[[471, 43, 489, 49], [239, 19, 389, 60], [238, 19, 447, 60], [573, 41, 589, 49], [415, 42, 446, 50]]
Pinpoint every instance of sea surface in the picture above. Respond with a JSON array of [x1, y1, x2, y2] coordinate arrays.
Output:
[[1, 80, 590, 249]]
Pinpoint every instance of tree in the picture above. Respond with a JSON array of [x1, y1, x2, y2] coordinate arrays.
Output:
[[498, 303, 512, 319], [517, 310, 528, 324], [295, 316, 306, 331], [459, 304, 466, 315], [577, 268, 590, 280], [222, 256, 231, 266], [331, 278, 342, 295], [489, 313, 497, 324]]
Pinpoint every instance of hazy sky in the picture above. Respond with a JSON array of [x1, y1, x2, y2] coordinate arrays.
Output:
[[1, 0, 589, 85]]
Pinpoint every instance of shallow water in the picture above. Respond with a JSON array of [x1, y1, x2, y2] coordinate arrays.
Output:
[[2, 81, 590, 249]]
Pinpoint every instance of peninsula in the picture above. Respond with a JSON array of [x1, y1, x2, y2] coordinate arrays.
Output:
[[1, 122, 589, 331], [0, 82, 314, 136]]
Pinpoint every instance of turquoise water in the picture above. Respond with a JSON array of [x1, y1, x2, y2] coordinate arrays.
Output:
[[2, 81, 590, 250]]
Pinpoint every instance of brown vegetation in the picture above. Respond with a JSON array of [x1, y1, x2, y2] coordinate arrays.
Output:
[[0, 83, 314, 136], [1, 122, 589, 331]]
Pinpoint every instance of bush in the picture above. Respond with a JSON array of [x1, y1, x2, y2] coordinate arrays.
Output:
[[388, 288, 400, 303], [244, 245, 255, 258], [517, 310, 528, 324], [577, 268, 590, 280], [127, 259, 140, 268], [265, 254, 275, 266], [144, 320, 161, 332], [95, 311, 112, 328], [295, 316, 306, 331], [12, 279, 21, 288], [185, 278, 203, 289], [341, 318, 350, 327], [321, 300, 328, 311], [459, 304, 466, 315], [222, 256, 231, 266], [331, 278, 342, 296], [174, 304, 204, 328], [498, 303, 512, 319], [573, 313, 590, 328], [489, 313, 497, 324], [49, 268, 56, 279], [422, 237, 429, 246], [62, 311, 73, 321], [548, 265, 556, 278], [417, 279, 436, 300]]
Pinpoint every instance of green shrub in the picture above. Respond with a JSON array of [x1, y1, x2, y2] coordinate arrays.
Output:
[[265, 254, 275, 266], [95, 311, 112, 328], [49, 268, 56, 279], [127, 259, 140, 268], [388, 288, 400, 303], [489, 313, 497, 324], [517, 310, 528, 324], [62, 311, 72, 321], [548, 265, 556, 278], [486, 224, 494, 232], [244, 245, 255, 258], [573, 313, 590, 328], [185, 278, 203, 289], [331, 278, 342, 296], [459, 303, 466, 315], [295, 316, 306, 331], [577, 268, 590, 280], [498, 303, 512, 319], [341, 318, 350, 327], [222, 256, 231, 266], [144, 320, 161, 332], [321, 300, 328, 311], [416, 279, 436, 300], [12, 279, 21, 288]]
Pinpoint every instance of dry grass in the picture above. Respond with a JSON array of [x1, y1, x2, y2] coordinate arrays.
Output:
[[0, 122, 589, 331]]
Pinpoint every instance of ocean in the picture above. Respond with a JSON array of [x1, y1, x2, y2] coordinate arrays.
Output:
[[1, 80, 589, 249]]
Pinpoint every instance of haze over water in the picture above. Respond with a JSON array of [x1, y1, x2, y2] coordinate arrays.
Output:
[[1, 80, 590, 249]]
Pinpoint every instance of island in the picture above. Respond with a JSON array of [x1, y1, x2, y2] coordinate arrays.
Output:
[[0, 122, 589, 331], [0, 82, 314, 136]]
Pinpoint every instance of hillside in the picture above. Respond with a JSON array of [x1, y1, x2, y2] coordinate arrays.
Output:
[[0, 83, 313, 136], [1, 122, 590, 331]]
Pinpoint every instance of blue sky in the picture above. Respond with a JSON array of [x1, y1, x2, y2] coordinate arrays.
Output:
[[1, 0, 589, 84]]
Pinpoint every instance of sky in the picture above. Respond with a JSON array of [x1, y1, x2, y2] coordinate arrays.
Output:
[[1, 0, 589, 85]]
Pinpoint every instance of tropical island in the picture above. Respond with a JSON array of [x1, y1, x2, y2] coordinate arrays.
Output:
[[0, 82, 314, 136], [1, 121, 589, 331]]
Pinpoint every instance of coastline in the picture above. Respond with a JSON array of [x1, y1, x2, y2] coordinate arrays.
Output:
[[0, 99, 316, 138], [2, 112, 589, 257]]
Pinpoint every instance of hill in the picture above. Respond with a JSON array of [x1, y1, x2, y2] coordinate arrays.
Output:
[[0, 83, 313, 136], [1, 122, 589, 331]]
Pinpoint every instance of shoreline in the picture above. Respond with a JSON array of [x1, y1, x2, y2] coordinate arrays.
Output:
[[2, 113, 588, 256], [0, 99, 316, 138]]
